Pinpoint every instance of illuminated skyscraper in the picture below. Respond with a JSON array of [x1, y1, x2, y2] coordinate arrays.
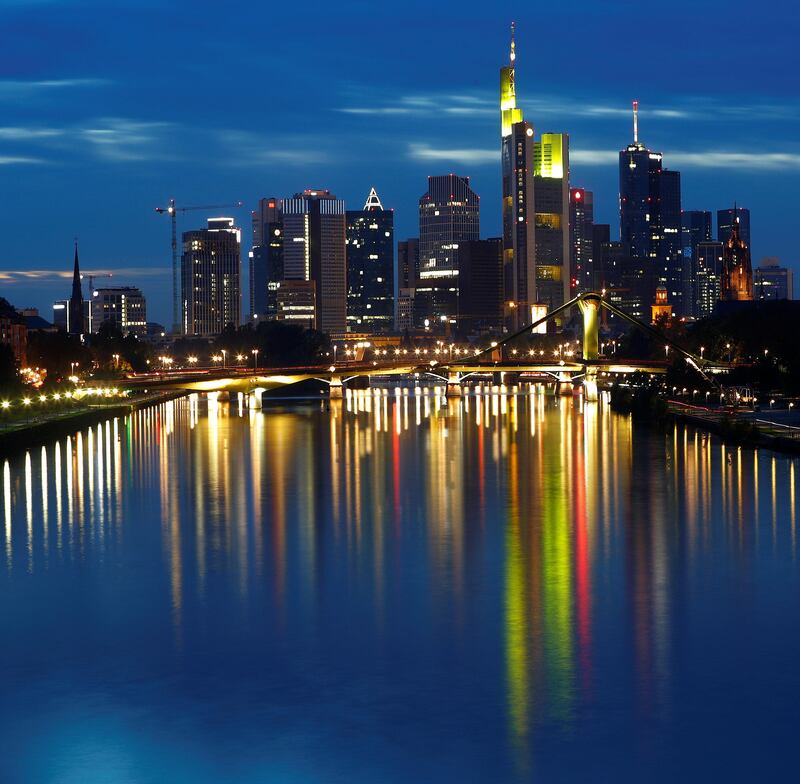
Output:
[[681, 210, 712, 317], [754, 258, 793, 300], [696, 241, 723, 317], [250, 198, 283, 320], [534, 133, 571, 316], [90, 287, 147, 335], [346, 188, 394, 333], [569, 188, 594, 295], [181, 217, 241, 335], [619, 102, 683, 314], [281, 189, 347, 336], [500, 22, 535, 329], [417, 174, 480, 328]]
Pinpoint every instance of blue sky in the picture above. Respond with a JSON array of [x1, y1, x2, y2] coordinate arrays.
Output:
[[1, 0, 799, 324]]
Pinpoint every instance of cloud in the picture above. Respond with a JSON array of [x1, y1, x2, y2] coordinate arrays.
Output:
[[216, 130, 333, 165], [0, 78, 110, 98], [0, 126, 63, 140], [572, 148, 800, 169], [408, 143, 498, 164], [80, 119, 173, 161], [0, 267, 170, 283], [0, 155, 46, 165]]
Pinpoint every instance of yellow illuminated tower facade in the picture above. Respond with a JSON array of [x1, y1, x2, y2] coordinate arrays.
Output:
[[501, 22, 536, 330]]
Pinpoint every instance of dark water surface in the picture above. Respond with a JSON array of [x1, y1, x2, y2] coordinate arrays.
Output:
[[1, 389, 799, 783]]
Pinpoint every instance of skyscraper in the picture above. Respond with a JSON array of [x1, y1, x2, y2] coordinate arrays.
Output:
[[534, 132, 571, 316], [619, 102, 683, 315], [696, 241, 723, 317], [417, 174, 480, 329], [681, 210, 712, 317], [500, 23, 536, 330], [720, 210, 753, 302], [570, 188, 594, 295], [718, 206, 751, 248], [68, 242, 83, 336], [346, 188, 394, 333], [396, 238, 419, 331], [181, 217, 241, 335], [458, 238, 504, 333], [250, 198, 283, 320], [281, 189, 347, 336]]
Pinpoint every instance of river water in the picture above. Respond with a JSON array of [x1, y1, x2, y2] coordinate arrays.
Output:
[[1, 388, 798, 783]]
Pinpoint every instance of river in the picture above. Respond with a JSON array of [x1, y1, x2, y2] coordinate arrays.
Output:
[[1, 387, 798, 782]]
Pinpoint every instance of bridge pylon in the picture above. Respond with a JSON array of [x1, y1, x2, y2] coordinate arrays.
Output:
[[578, 294, 601, 401]]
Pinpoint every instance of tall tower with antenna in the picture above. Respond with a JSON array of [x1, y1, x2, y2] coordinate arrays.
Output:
[[500, 21, 535, 330]]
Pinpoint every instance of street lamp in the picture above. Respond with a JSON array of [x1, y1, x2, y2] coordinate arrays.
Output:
[[252, 348, 259, 370], [221, 349, 227, 368], [700, 346, 705, 360]]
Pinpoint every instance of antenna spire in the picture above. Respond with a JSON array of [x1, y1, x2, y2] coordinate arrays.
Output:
[[632, 100, 639, 144], [510, 21, 516, 67]]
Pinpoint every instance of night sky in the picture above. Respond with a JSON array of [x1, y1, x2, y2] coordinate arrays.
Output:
[[2, 0, 798, 324]]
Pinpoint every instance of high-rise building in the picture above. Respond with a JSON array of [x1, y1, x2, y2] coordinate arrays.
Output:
[[500, 24, 536, 330], [720, 209, 753, 302], [619, 102, 684, 315], [276, 280, 316, 328], [458, 238, 504, 333], [696, 241, 723, 317], [250, 198, 283, 320], [534, 132, 571, 316], [181, 217, 241, 336], [396, 238, 419, 331], [281, 189, 347, 336], [591, 223, 611, 291], [90, 287, 147, 335], [570, 188, 594, 295], [754, 258, 793, 300], [718, 206, 751, 248], [68, 242, 83, 336], [346, 188, 394, 333], [418, 174, 480, 328], [681, 210, 713, 317]]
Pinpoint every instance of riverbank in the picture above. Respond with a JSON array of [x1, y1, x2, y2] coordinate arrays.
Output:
[[0, 390, 186, 458], [609, 385, 800, 454]]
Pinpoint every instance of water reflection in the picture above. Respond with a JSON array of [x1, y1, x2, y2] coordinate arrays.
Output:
[[1, 387, 799, 780]]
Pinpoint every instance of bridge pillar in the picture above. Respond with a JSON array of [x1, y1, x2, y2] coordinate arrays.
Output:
[[216, 390, 231, 402], [250, 387, 265, 409], [583, 370, 599, 402], [446, 371, 461, 397], [577, 295, 601, 361], [557, 371, 574, 396], [329, 375, 343, 399]]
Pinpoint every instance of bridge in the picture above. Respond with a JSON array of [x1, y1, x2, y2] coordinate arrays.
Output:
[[117, 293, 730, 404]]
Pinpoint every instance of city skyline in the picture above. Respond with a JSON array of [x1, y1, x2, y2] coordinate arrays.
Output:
[[2, 0, 799, 323]]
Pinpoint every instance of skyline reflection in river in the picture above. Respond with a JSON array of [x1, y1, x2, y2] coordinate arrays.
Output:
[[1, 387, 798, 782]]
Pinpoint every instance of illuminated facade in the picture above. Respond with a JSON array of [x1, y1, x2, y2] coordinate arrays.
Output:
[[719, 210, 753, 301], [500, 23, 535, 330], [619, 102, 683, 315], [181, 217, 241, 336], [281, 190, 347, 336], [250, 198, 283, 320], [651, 286, 672, 323], [418, 174, 480, 328], [681, 210, 712, 318], [569, 188, 594, 295], [696, 241, 723, 317], [346, 188, 394, 333], [90, 287, 147, 336], [754, 258, 793, 300]]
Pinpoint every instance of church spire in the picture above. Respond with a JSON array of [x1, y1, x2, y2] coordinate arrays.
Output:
[[68, 240, 84, 335]]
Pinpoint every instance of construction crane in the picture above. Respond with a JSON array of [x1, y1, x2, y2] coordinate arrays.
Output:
[[81, 272, 113, 333], [155, 199, 243, 334]]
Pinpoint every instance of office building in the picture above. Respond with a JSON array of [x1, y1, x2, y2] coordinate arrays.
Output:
[[346, 188, 394, 333], [250, 198, 283, 320], [276, 280, 316, 329], [281, 189, 347, 336], [458, 238, 504, 333], [591, 224, 611, 291], [181, 217, 241, 336], [500, 24, 536, 330], [681, 210, 713, 317], [754, 258, 793, 301], [696, 241, 723, 317], [534, 133, 571, 316], [90, 287, 147, 335], [718, 206, 751, 248], [720, 210, 753, 301], [570, 188, 594, 295], [396, 238, 419, 331], [418, 174, 480, 328], [619, 102, 684, 315]]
